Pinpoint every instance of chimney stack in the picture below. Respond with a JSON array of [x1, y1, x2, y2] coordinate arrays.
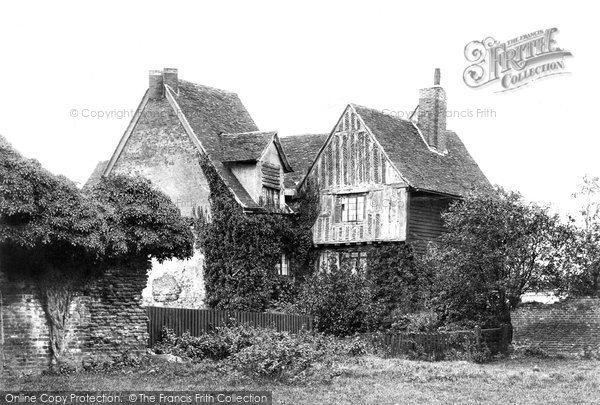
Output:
[[163, 68, 179, 94], [149, 70, 164, 99], [418, 68, 447, 153]]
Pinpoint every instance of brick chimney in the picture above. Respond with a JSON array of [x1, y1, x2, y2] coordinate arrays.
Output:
[[149, 70, 164, 99], [418, 68, 447, 153], [163, 68, 178, 94]]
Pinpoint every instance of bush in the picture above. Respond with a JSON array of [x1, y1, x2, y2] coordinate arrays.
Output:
[[152, 324, 366, 381], [391, 310, 440, 332], [295, 263, 385, 336]]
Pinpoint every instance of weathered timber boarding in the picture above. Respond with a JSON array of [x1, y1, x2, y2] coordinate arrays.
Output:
[[407, 191, 453, 254], [146, 306, 314, 347]]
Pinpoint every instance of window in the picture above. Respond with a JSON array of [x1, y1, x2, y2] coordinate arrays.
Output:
[[262, 187, 280, 207], [276, 253, 290, 276], [337, 194, 365, 222]]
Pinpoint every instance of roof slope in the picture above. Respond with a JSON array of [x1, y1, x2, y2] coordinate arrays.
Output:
[[353, 104, 491, 197], [280, 134, 328, 188], [218, 131, 276, 163], [170, 81, 264, 210]]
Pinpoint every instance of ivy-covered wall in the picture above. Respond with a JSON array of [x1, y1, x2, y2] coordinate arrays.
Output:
[[195, 157, 318, 311]]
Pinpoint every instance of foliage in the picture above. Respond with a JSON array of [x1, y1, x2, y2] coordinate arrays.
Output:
[[294, 262, 385, 336], [427, 187, 577, 328], [152, 324, 364, 382], [88, 175, 194, 263], [0, 138, 193, 365], [390, 310, 440, 333], [194, 156, 318, 311], [565, 175, 600, 296], [367, 244, 432, 324]]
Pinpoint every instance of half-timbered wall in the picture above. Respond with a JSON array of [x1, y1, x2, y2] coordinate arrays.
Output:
[[308, 106, 408, 245]]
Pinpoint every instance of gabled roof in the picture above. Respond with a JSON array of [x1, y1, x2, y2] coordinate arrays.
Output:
[[98, 78, 288, 212], [280, 134, 328, 189], [218, 130, 292, 172], [352, 104, 491, 197]]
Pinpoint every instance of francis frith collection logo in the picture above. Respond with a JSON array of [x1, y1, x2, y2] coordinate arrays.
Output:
[[463, 28, 572, 92]]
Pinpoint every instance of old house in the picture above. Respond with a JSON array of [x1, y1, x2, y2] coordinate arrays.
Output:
[[285, 69, 491, 268], [87, 68, 293, 307]]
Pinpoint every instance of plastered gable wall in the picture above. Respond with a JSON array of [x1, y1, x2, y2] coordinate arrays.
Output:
[[112, 97, 210, 219], [111, 97, 207, 308]]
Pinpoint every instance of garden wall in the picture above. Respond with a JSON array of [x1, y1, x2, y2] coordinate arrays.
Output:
[[511, 298, 600, 356], [0, 258, 150, 375]]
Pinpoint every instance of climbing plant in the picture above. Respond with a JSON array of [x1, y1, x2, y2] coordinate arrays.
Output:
[[195, 156, 319, 311], [0, 137, 193, 367]]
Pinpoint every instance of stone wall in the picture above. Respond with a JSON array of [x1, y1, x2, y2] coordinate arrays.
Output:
[[0, 258, 150, 375], [511, 298, 600, 356]]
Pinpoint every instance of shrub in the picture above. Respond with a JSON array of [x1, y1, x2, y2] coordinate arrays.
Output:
[[153, 324, 366, 382], [391, 310, 440, 332], [295, 263, 385, 336]]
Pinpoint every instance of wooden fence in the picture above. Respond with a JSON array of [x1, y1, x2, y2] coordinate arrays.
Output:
[[361, 324, 512, 357], [146, 306, 314, 347]]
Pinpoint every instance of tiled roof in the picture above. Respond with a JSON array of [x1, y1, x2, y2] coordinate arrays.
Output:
[[170, 81, 265, 210], [83, 160, 108, 189], [352, 104, 491, 197], [218, 131, 276, 163], [280, 134, 328, 189]]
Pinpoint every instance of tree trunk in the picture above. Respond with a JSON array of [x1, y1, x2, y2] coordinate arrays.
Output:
[[38, 272, 76, 367]]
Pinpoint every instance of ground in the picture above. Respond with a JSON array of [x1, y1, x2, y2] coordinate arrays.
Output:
[[2, 357, 599, 404]]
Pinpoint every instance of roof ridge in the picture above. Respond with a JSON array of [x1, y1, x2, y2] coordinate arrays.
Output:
[[351, 103, 415, 125], [178, 79, 239, 95], [220, 130, 277, 136]]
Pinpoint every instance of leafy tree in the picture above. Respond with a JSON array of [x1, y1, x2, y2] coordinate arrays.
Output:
[[567, 175, 600, 296], [0, 136, 193, 365], [428, 187, 576, 327]]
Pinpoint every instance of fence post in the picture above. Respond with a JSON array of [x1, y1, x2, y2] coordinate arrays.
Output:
[[474, 325, 482, 349]]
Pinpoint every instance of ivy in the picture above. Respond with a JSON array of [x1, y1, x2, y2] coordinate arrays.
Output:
[[194, 156, 319, 311]]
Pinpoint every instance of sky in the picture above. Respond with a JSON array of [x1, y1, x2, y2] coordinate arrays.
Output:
[[0, 0, 597, 216]]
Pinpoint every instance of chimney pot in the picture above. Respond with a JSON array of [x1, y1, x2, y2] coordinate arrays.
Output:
[[434, 68, 441, 86]]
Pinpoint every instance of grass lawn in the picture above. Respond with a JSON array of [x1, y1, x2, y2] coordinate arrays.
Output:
[[1, 356, 599, 404]]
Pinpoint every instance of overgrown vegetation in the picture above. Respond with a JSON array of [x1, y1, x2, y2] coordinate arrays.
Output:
[[425, 187, 578, 328], [194, 157, 319, 311], [152, 324, 365, 382], [0, 137, 193, 367]]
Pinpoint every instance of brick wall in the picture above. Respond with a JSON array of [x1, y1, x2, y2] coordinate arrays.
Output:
[[0, 258, 150, 375], [511, 298, 600, 355]]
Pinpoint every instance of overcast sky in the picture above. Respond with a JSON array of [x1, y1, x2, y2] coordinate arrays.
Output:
[[0, 0, 597, 215]]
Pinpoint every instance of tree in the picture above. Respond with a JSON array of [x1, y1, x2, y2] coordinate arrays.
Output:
[[428, 187, 576, 327], [567, 175, 600, 296], [0, 137, 193, 365]]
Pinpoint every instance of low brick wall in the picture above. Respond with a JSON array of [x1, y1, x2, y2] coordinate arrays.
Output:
[[511, 298, 600, 355], [0, 258, 150, 375]]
